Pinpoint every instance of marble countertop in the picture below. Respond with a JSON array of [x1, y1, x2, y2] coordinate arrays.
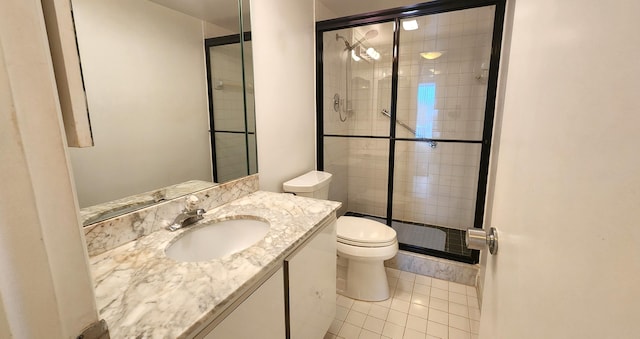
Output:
[[89, 191, 340, 338]]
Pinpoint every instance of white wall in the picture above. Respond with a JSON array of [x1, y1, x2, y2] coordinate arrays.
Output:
[[0, 296, 9, 338], [204, 21, 237, 39], [251, 0, 316, 192], [68, 0, 212, 207], [0, 0, 98, 336], [315, 1, 337, 22]]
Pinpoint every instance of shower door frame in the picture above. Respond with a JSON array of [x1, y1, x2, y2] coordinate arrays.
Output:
[[316, 0, 506, 264]]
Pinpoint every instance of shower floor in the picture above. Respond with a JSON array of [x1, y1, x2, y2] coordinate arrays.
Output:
[[344, 212, 472, 257]]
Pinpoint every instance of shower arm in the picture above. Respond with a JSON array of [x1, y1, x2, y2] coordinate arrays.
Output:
[[380, 109, 438, 148]]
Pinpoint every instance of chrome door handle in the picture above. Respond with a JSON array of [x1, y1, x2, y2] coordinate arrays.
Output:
[[466, 227, 498, 255]]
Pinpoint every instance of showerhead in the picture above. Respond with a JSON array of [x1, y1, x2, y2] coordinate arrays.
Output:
[[335, 30, 378, 51], [351, 29, 378, 49], [363, 30, 378, 40]]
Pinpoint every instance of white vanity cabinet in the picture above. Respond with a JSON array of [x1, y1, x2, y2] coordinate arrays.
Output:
[[197, 216, 337, 339], [286, 218, 337, 339], [202, 267, 286, 339]]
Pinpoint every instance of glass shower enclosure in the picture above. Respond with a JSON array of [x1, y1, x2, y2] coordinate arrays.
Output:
[[317, 1, 505, 263]]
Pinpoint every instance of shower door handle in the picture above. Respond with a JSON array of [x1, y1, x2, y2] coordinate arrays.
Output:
[[465, 227, 498, 255]]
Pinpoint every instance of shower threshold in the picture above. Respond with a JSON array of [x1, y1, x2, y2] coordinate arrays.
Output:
[[344, 212, 472, 257]]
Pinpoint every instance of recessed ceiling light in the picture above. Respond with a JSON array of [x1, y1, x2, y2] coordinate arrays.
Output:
[[402, 20, 419, 31], [420, 51, 443, 60]]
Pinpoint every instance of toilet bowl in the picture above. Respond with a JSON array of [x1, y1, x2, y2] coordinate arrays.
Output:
[[283, 171, 398, 301], [336, 216, 398, 301]]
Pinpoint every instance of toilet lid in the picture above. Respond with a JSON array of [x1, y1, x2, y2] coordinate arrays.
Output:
[[337, 216, 397, 247]]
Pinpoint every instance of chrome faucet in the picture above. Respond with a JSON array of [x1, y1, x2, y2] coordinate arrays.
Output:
[[167, 208, 206, 232]]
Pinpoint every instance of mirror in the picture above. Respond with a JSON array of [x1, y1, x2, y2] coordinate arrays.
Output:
[[206, 0, 257, 183], [68, 0, 256, 225]]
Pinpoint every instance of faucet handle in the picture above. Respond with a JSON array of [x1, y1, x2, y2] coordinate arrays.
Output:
[[184, 194, 200, 211]]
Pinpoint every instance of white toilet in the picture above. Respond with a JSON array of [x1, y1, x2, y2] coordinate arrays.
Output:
[[283, 171, 399, 302]]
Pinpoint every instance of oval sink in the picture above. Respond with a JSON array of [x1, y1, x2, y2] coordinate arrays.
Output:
[[165, 218, 270, 262]]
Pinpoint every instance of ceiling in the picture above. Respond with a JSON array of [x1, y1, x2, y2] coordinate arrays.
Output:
[[148, 0, 247, 31], [147, 1, 447, 33]]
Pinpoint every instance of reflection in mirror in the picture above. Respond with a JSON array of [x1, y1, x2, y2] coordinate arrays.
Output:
[[241, 0, 258, 179], [79, 180, 215, 226], [206, 36, 256, 182], [68, 0, 255, 225], [206, 0, 256, 183]]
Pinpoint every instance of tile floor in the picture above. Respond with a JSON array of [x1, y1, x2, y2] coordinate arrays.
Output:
[[325, 268, 481, 339]]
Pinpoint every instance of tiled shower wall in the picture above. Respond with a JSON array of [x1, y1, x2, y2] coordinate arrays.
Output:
[[393, 142, 480, 229], [325, 25, 395, 218], [346, 138, 389, 217], [323, 29, 351, 216], [396, 7, 494, 141]]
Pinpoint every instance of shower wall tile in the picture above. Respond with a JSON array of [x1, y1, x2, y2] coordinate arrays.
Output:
[[323, 28, 351, 136], [396, 6, 495, 141], [393, 142, 480, 230], [322, 29, 360, 215], [346, 22, 394, 138], [215, 133, 248, 182], [325, 136, 350, 216], [210, 45, 246, 132], [346, 138, 389, 218]]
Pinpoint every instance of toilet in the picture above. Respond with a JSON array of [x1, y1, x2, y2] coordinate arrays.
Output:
[[283, 171, 399, 302]]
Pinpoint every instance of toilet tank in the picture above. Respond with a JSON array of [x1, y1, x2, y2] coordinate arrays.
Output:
[[283, 171, 332, 199]]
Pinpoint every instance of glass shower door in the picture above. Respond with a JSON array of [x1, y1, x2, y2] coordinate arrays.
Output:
[[322, 22, 395, 219], [392, 6, 496, 255], [317, 1, 504, 263]]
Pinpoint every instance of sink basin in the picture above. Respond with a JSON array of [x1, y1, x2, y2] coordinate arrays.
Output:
[[165, 218, 270, 262]]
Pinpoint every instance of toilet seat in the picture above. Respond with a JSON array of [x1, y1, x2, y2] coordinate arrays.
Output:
[[337, 216, 397, 247], [337, 241, 398, 261]]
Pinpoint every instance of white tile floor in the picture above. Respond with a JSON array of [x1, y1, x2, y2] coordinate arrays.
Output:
[[325, 268, 481, 339]]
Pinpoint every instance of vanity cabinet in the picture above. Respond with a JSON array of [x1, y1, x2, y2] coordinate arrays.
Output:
[[198, 216, 336, 339], [202, 267, 285, 339], [286, 218, 337, 339]]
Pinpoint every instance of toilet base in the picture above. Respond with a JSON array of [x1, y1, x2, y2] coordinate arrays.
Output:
[[340, 258, 390, 302]]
